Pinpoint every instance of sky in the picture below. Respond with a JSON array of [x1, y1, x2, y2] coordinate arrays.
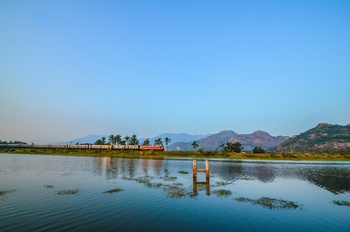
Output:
[[1, 0, 350, 144]]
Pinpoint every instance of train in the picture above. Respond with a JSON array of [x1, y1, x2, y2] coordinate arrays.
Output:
[[0, 144, 164, 151]]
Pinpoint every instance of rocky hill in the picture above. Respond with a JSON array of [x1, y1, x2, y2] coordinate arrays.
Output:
[[274, 123, 350, 152], [169, 130, 289, 151]]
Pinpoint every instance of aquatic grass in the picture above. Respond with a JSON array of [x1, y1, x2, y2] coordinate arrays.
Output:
[[134, 177, 152, 184], [212, 189, 232, 197], [104, 188, 123, 194], [0, 190, 16, 196], [163, 185, 186, 198], [162, 176, 177, 181], [235, 197, 302, 210], [215, 181, 231, 186], [333, 200, 350, 207], [178, 170, 189, 174], [56, 189, 79, 195]]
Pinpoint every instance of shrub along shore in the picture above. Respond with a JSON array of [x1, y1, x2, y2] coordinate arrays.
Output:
[[0, 148, 350, 161]]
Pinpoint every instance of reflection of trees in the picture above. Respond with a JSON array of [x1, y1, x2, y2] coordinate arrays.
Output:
[[92, 158, 350, 195], [299, 168, 350, 194], [254, 165, 276, 183], [209, 162, 243, 181], [139, 159, 163, 176]]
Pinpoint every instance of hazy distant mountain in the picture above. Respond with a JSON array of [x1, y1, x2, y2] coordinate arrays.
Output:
[[140, 133, 210, 145], [57, 134, 104, 144], [273, 123, 350, 152], [169, 130, 289, 151]]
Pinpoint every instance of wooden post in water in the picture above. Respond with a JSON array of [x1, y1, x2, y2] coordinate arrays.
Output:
[[205, 160, 209, 179], [192, 160, 210, 196], [192, 160, 209, 179], [193, 160, 197, 178]]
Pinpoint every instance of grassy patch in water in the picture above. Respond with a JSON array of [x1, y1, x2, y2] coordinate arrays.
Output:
[[215, 181, 231, 187], [56, 189, 79, 195], [44, 185, 55, 189], [235, 197, 302, 210], [178, 170, 189, 174], [212, 189, 232, 197], [163, 185, 186, 198], [162, 176, 177, 181], [333, 200, 350, 207], [0, 190, 16, 196], [104, 188, 123, 194]]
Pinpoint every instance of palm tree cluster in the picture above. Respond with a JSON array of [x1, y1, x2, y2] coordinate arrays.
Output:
[[95, 134, 139, 145], [94, 135, 172, 150]]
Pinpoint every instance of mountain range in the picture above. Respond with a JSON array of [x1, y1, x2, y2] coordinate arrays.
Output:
[[169, 130, 289, 151], [58, 122, 350, 152], [274, 123, 350, 152]]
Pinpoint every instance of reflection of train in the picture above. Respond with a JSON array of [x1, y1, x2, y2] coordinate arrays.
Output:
[[0, 144, 164, 151]]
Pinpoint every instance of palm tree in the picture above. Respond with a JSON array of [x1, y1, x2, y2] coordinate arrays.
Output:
[[101, 137, 106, 145], [129, 134, 139, 145], [164, 137, 171, 151], [154, 138, 163, 146], [115, 135, 122, 145], [142, 138, 150, 146], [191, 141, 199, 150], [108, 134, 116, 145], [124, 136, 130, 145]]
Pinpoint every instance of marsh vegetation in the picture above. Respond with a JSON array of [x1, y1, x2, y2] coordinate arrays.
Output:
[[235, 197, 302, 210]]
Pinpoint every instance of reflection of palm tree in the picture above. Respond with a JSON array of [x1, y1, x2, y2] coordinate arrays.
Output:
[[164, 137, 171, 151], [191, 141, 199, 150]]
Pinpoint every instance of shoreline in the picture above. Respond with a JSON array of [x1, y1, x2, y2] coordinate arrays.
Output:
[[1, 148, 350, 161]]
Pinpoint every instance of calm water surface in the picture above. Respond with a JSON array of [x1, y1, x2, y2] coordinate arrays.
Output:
[[1, 154, 350, 231]]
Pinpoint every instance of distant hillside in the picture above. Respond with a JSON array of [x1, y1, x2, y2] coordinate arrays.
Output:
[[274, 123, 350, 152], [139, 133, 209, 145], [57, 134, 103, 144], [169, 130, 289, 151]]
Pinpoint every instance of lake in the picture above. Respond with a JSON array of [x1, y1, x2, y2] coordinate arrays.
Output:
[[1, 153, 350, 231]]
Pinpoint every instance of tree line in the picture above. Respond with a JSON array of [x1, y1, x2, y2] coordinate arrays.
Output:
[[94, 135, 172, 150]]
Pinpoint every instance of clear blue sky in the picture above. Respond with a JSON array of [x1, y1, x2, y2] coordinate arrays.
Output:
[[1, 0, 349, 143]]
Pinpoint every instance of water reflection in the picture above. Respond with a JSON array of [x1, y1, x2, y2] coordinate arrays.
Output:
[[192, 177, 210, 196], [89, 158, 350, 198], [1, 154, 350, 231]]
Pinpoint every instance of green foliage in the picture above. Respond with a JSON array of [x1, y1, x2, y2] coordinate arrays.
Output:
[[253, 146, 266, 153], [129, 134, 139, 145], [0, 190, 16, 196], [191, 141, 199, 150], [142, 138, 150, 146], [235, 197, 302, 210], [178, 170, 189, 174], [333, 200, 350, 207], [164, 137, 171, 151], [154, 138, 163, 146], [56, 189, 79, 195], [0, 140, 27, 144], [94, 136, 107, 145], [224, 142, 243, 153], [104, 188, 123, 194], [212, 189, 232, 197]]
